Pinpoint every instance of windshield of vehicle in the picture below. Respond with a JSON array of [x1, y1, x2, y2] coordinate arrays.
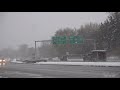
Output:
[[0, 12, 120, 78]]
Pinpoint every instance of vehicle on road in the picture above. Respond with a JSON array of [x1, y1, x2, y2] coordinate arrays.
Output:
[[83, 50, 107, 62], [0, 58, 6, 66]]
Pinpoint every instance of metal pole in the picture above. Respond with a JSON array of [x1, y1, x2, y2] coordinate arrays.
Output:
[[94, 40, 96, 50], [35, 41, 36, 60], [34, 40, 51, 60]]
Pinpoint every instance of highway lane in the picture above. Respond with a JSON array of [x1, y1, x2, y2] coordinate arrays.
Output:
[[0, 62, 120, 78]]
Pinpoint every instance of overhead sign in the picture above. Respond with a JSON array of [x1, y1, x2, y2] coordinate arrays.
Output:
[[52, 36, 84, 44]]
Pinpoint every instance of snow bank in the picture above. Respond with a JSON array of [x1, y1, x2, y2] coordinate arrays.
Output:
[[11, 61, 23, 63], [68, 59, 83, 62], [35, 62, 120, 67], [11, 59, 23, 64]]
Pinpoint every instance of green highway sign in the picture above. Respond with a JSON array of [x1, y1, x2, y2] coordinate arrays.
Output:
[[59, 36, 67, 44], [52, 36, 57, 44], [52, 36, 67, 44], [52, 36, 84, 44], [69, 36, 84, 44]]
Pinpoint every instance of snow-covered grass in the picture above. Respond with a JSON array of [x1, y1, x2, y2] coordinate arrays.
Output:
[[35, 61, 120, 67]]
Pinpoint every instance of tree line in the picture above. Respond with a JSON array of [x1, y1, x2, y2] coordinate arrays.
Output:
[[52, 12, 120, 57]]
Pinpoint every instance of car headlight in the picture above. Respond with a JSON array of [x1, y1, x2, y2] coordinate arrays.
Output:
[[3, 60, 6, 62], [0, 60, 6, 62]]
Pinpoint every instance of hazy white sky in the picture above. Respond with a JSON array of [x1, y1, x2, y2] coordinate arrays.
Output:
[[0, 12, 108, 50]]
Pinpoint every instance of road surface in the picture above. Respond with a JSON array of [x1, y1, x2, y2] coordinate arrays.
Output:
[[0, 62, 120, 78]]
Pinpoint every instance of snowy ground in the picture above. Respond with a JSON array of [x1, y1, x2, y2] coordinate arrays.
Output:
[[10, 59, 24, 64], [9, 57, 120, 67], [35, 62, 120, 67], [68, 59, 83, 62], [107, 56, 120, 62]]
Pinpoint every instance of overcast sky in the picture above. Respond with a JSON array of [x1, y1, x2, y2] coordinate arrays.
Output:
[[0, 12, 108, 50]]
